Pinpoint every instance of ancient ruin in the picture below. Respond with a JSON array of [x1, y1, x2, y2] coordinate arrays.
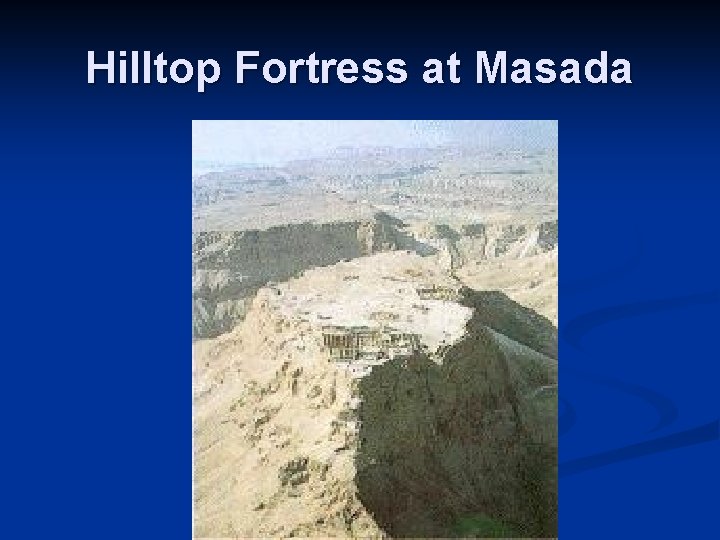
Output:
[[321, 325, 420, 362], [415, 284, 459, 301]]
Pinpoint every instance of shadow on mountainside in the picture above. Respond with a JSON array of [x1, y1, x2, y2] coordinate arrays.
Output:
[[355, 290, 558, 538]]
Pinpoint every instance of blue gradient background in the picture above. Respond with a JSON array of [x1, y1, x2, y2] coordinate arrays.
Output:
[[2, 6, 718, 539]]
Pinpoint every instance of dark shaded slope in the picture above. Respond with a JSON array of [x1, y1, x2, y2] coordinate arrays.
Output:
[[355, 290, 557, 538], [459, 288, 558, 360]]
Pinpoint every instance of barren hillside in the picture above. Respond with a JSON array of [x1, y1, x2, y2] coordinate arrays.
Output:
[[193, 252, 557, 538], [192, 142, 558, 538]]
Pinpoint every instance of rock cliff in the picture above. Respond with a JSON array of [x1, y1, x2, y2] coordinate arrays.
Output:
[[193, 217, 557, 339], [193, 253, 557, 538], [193, 214, 419, 339]]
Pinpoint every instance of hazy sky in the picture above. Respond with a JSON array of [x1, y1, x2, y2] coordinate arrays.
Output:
[[192, 120, 557, 165]]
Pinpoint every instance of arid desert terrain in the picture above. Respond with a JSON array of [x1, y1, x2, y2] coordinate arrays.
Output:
[[192, 143, 558, 538]]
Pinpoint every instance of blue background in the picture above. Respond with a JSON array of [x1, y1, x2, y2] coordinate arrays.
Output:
[[2, 6, 717, 538]]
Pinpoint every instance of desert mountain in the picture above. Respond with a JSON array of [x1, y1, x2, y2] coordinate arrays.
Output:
[[193, 252, 557, 538]]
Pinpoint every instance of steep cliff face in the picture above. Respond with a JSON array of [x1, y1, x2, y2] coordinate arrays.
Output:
[[193, 215, 418, 339], [405, 219, 557, 272], [193, 217, 557, 340], [452, 219, 557, 267], [193, 256, 557, 539], [355, 290, 557, 538]]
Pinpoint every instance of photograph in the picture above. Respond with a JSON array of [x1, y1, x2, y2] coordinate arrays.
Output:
[[192, 120, 558, 538]]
